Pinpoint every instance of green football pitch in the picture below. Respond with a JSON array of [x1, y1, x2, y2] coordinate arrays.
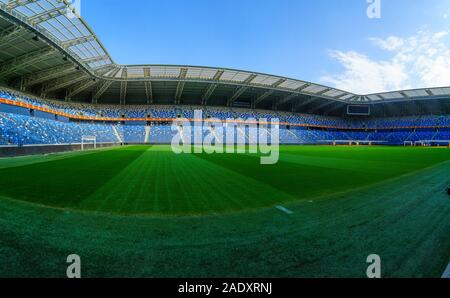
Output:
[[0, 145, 448, 277]]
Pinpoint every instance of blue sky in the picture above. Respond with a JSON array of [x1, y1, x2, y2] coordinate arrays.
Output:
[[81, 0, 450, 94]]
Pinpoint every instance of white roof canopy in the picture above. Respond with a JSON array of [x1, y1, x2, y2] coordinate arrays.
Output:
[[0, 0, 449, 104]]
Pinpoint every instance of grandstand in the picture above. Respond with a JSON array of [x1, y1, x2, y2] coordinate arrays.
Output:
[[0, 0, 449, 151], [0, 0, 449, 279], [1, 92, 449, 148]]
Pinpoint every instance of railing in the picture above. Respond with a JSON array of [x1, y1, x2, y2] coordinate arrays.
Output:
[[1, 97, 450, 131]]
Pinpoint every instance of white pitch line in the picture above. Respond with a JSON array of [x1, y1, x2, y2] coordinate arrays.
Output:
[[442, 262, 450, 278], [275, 205, 294, 215]]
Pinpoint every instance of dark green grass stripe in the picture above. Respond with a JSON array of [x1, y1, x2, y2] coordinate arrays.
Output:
[[77, 147, 156, 212], [186, 155, 273, 212], [281, 145, 450, 166], [0, 147, 117, 169], [0, 146, 147, 207], [195, 152, 383, 199], [196, 146, 450, 202], [84, 147, 292, 215], [278, 152, 412, 174]]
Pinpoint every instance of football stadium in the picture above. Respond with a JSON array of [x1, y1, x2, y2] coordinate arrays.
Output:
[[0, 0, 449, 279]]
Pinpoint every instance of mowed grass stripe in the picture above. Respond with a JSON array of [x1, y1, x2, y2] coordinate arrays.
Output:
[[187, 154, 283, 212], [0, 161, 448, 277], [198, 146, 450, 201], [0, 145, 448, 215], [0, 146, 147, 207], [77, 147, 157, 211], [83, 145, 294, 215], [0, 148, 448, 277], [281, 145, 450, 166], [79, 147, 193, 213], [278, 152, 412, 174], [0, 147, 118, 169], [196, 151, 381, 200]]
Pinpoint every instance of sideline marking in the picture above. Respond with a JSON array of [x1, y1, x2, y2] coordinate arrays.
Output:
[[443, 262, 450, 278], [275, 205, 293, 215]]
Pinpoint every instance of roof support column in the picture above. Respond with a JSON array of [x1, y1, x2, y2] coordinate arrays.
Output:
[[175, 68, 188, 104], [292, 97, 317, 113], [309, 100, 336, 113], [120, 68, 127, 105], [227, 74, 257, 106], [202, 70, 224, 105], [143, 68, 153, 104]]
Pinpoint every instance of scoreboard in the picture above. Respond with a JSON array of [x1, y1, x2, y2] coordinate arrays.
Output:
[[347, 105, 370, 116]]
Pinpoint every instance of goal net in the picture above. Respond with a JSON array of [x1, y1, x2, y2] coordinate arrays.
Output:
[[81, 136, 97, 151], [415, 140, 450, 147], [320, 140, 386, 146]]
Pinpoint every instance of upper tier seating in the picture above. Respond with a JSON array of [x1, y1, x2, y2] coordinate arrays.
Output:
[[1, 88, 450, 147], [1, 89, 450, 129]]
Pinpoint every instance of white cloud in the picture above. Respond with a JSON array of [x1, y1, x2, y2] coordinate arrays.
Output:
[[369, 36, 404, 51], [321, 30, 450, 94], [432, 31, 448, 40]]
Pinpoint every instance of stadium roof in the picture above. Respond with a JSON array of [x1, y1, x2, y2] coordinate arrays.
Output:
[[0, 0, 449, 113]]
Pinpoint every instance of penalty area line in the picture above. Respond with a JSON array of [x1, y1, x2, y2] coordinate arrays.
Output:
[[443, 262, 450, 278], [275, 205, 294, 215]]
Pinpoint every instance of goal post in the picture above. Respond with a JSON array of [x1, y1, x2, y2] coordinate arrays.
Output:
[[81, 136, 97, 151], [404, 141, 413, 146]]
